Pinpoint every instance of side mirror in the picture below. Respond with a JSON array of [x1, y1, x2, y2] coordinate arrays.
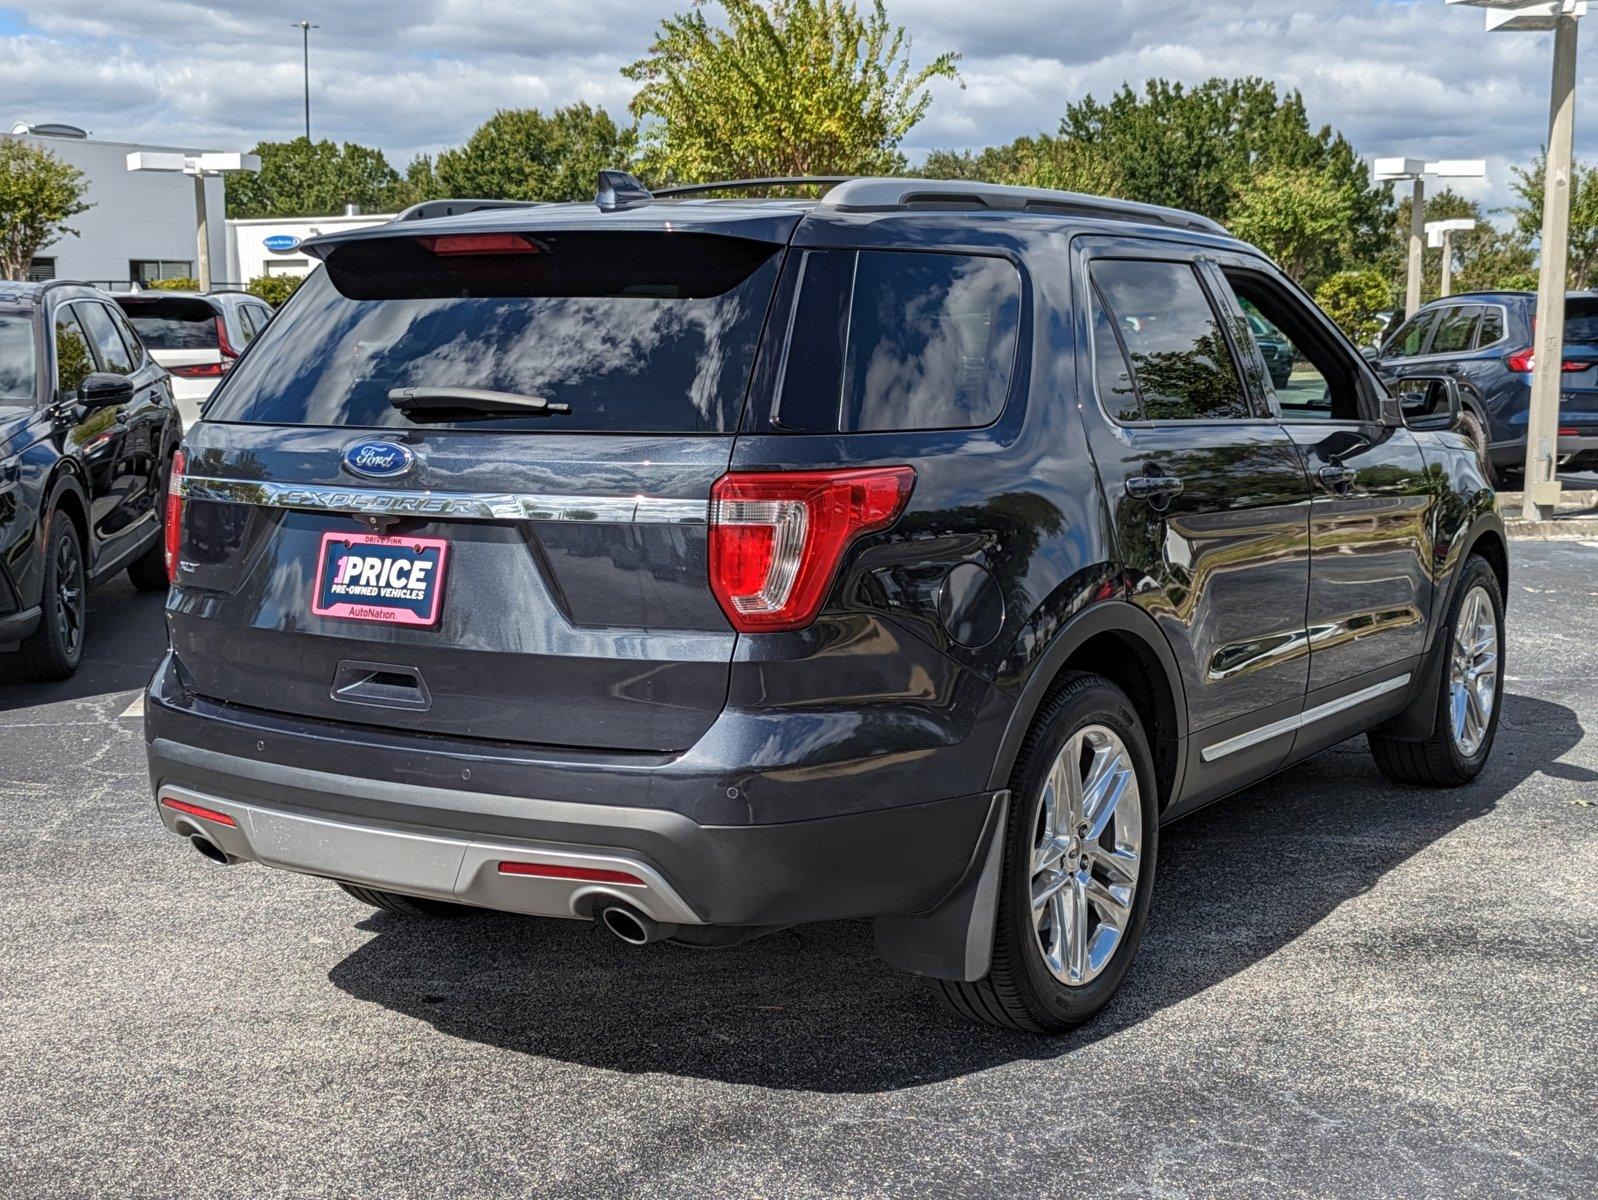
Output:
[[77, 372, 135, 409], [1359, 344, 1382, 363], [1389, 374, 1462, 433]]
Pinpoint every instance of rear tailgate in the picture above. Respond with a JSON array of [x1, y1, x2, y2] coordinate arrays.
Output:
[[171, 215, 796, 753]]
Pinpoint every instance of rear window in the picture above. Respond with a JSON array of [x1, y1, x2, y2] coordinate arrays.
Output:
[[772, 249, 1021, 432], [0, 314, 35, 402], [118, 297, 220, 350], [204, 232, 783, 434], [1566, 299, 1598, 346]]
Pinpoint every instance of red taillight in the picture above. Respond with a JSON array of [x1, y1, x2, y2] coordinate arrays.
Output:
[[160, 796, 236, 827], [419, 233, 540, 256], [709, 466, 915, 632], [164, 448, 186, 583], [168, 361, 225, 378], [214, 316, 240, 367], [1506, 346, 1586, 373], [497, 862, 644, 885], [1559, 426, 1580, 437]]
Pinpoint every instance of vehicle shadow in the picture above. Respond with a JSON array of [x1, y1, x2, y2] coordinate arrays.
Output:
[[330, 691, 1587, 1094], [0, 578, 167, 711]]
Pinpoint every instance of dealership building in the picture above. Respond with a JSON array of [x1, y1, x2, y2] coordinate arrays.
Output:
[[7, 121, 391, 290]]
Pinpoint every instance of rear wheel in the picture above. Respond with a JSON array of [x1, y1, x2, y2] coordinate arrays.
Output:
[[12, 511, 86, 681], [938, 672, 1159, 1033], [1370, 556, 1503, 786], [336, 882, 472, 918]]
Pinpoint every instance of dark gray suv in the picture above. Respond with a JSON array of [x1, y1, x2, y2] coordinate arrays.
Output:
[[145, 174, 1506, 1032]]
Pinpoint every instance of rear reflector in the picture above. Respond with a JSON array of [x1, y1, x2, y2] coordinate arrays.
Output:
[[497, 861, 644, 885], [164, 448, 186, 583], [419, 233, 540, 256], [1559, 427, 1580, 437], [710, 466, 915, 632], [160, 796, 236, 827]]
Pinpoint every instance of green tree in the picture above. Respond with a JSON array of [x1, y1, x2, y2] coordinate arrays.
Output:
[[921, 134, 1121, 195], [1228, 166, 1369, 289], [147, 277, 199, 292], [226, 137, 412, 219], [1377, 189, 1539, 303], [1508, 151, 1598, 289], [431, 105, 635, 201], [624, 0, 959, 181], [246, 274, 304, 307], [1314, 269, 1391, 344], [0, 139, 91, 281]]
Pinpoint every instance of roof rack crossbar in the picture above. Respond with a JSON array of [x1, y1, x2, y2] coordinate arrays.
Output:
[[392, 198, 545, 223], [652, 176, 855, 198], [817, 178, 1227, 235]]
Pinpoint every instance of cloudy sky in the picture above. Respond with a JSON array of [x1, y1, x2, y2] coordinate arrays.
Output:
[[0, 1, 1592, 210]]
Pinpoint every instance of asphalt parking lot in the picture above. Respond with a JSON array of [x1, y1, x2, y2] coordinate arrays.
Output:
[[1, 542, 1594, 1200]]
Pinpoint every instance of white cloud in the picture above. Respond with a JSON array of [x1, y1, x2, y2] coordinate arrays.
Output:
[[0, 0, 1592, 211]]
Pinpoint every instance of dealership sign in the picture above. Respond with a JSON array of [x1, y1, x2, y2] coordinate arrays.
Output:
[[263, 234, 301, 253]]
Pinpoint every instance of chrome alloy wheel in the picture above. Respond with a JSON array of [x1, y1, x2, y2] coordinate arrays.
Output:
[[1449, 584, 1499, 758], [1031, 724, 1142, 986]]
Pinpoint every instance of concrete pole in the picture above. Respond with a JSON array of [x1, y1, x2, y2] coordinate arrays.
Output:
[[193, 174, 212, 292], [1440, 229, 1455, 298], [1522, 13, 1580, 521], [1406, 177, 1426, 317]]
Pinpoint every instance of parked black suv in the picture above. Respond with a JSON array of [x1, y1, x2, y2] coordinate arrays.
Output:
[[1373, 289, 1598, 484], [1, 281, 181, 679], [145, 175, 1507, 1032]]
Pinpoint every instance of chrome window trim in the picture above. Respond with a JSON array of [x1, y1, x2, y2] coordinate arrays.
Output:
[[178, 475, 708, 525], [1200, 673, 1411, 763]]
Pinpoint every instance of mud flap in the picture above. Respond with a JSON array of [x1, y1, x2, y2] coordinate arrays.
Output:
[[873, 789, 1009, 982]]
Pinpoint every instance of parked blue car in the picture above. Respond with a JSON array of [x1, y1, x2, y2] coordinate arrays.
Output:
[[1372, 290, 1598, 484]]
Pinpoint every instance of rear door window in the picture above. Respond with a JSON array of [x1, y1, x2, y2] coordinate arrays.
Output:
[[1428, 306, 1480, 355], [206, 232, 783, 434], [773, 249, 1021, 432], [1089, 258, 1250, 421], [74, 302, 135, 375], [102, 301, 146, 367]]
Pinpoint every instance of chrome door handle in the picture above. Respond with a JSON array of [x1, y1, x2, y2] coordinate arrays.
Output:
[[1317, 463, 1357, 492], [1125, 474, 1185, 500]]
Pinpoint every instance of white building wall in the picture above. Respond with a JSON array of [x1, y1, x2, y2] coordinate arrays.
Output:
[[226, 213, 394, 284], [4, 131, 229, 287]]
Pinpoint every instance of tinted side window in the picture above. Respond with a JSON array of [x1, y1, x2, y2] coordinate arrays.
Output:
[[1429, 306, 1479, 355], [1089, 287, 1142, 421], [54, 308, 95, 394], [76, 302, 135, 375], [1385, 312, 1435, 358], [774, 249, 1021, 432], [1089, 259, 1248, 421], [102, 302, 145, 367]]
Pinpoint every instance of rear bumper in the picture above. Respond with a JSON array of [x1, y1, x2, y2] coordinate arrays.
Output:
[[145, 657, 1005, 928]]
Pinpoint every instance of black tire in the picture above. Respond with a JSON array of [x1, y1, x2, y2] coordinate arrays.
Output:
[[336, 881, 472, 918], [1370, 555, 1504, 787], [938, 672, 1159, 1033], [12, 510, 87, 681]]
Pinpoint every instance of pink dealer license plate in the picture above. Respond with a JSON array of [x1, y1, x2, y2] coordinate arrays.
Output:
[[311, 532, 449, 628]]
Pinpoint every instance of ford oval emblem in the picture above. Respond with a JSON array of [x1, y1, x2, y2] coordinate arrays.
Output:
[[264, 234, 301, 253], [342, 440, 414, 479]]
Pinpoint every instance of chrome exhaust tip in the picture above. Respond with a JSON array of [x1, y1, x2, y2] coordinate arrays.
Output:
[[599, 902, 676, 945], [189, 835, 233, 865]]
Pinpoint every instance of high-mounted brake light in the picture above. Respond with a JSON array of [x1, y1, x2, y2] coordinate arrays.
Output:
[[1506, 346, 1585, 373], [709, 466, 915, 632], [160, 796, 236, 827], [497, 862, 644, 885], [418, 233, 540, 256], [164, 448, 186, 584]]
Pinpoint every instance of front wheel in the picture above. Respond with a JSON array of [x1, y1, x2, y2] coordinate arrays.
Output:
[[938, 672, 1159, 1033], [1370, 556, 1504, 786]]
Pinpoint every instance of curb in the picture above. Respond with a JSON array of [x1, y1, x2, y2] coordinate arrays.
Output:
[[1503, 518, 1598, 540]]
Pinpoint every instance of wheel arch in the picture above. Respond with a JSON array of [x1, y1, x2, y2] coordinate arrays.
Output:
[[985, 601, 1188, 812], [44, 466, 90, 559]]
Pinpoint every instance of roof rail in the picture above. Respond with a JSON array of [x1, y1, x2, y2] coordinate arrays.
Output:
[[818, 177, 1227, 235], [653, 176, 854, 198], [392, 198, 544, 223]]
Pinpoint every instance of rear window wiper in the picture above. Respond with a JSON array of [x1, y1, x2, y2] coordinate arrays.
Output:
[[387, 386, 572, 418]]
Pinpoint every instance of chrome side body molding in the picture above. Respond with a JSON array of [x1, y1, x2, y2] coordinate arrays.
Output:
[[1200, 674, 1412, 763]]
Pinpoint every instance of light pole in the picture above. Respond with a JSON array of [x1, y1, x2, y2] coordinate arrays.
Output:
[[294, 21, 318, 142], [1372, 158, 1488, 316], [125, 151, 261, 292], [1427, 218, 1478, 296], [1447, 1, 1587, 519]]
